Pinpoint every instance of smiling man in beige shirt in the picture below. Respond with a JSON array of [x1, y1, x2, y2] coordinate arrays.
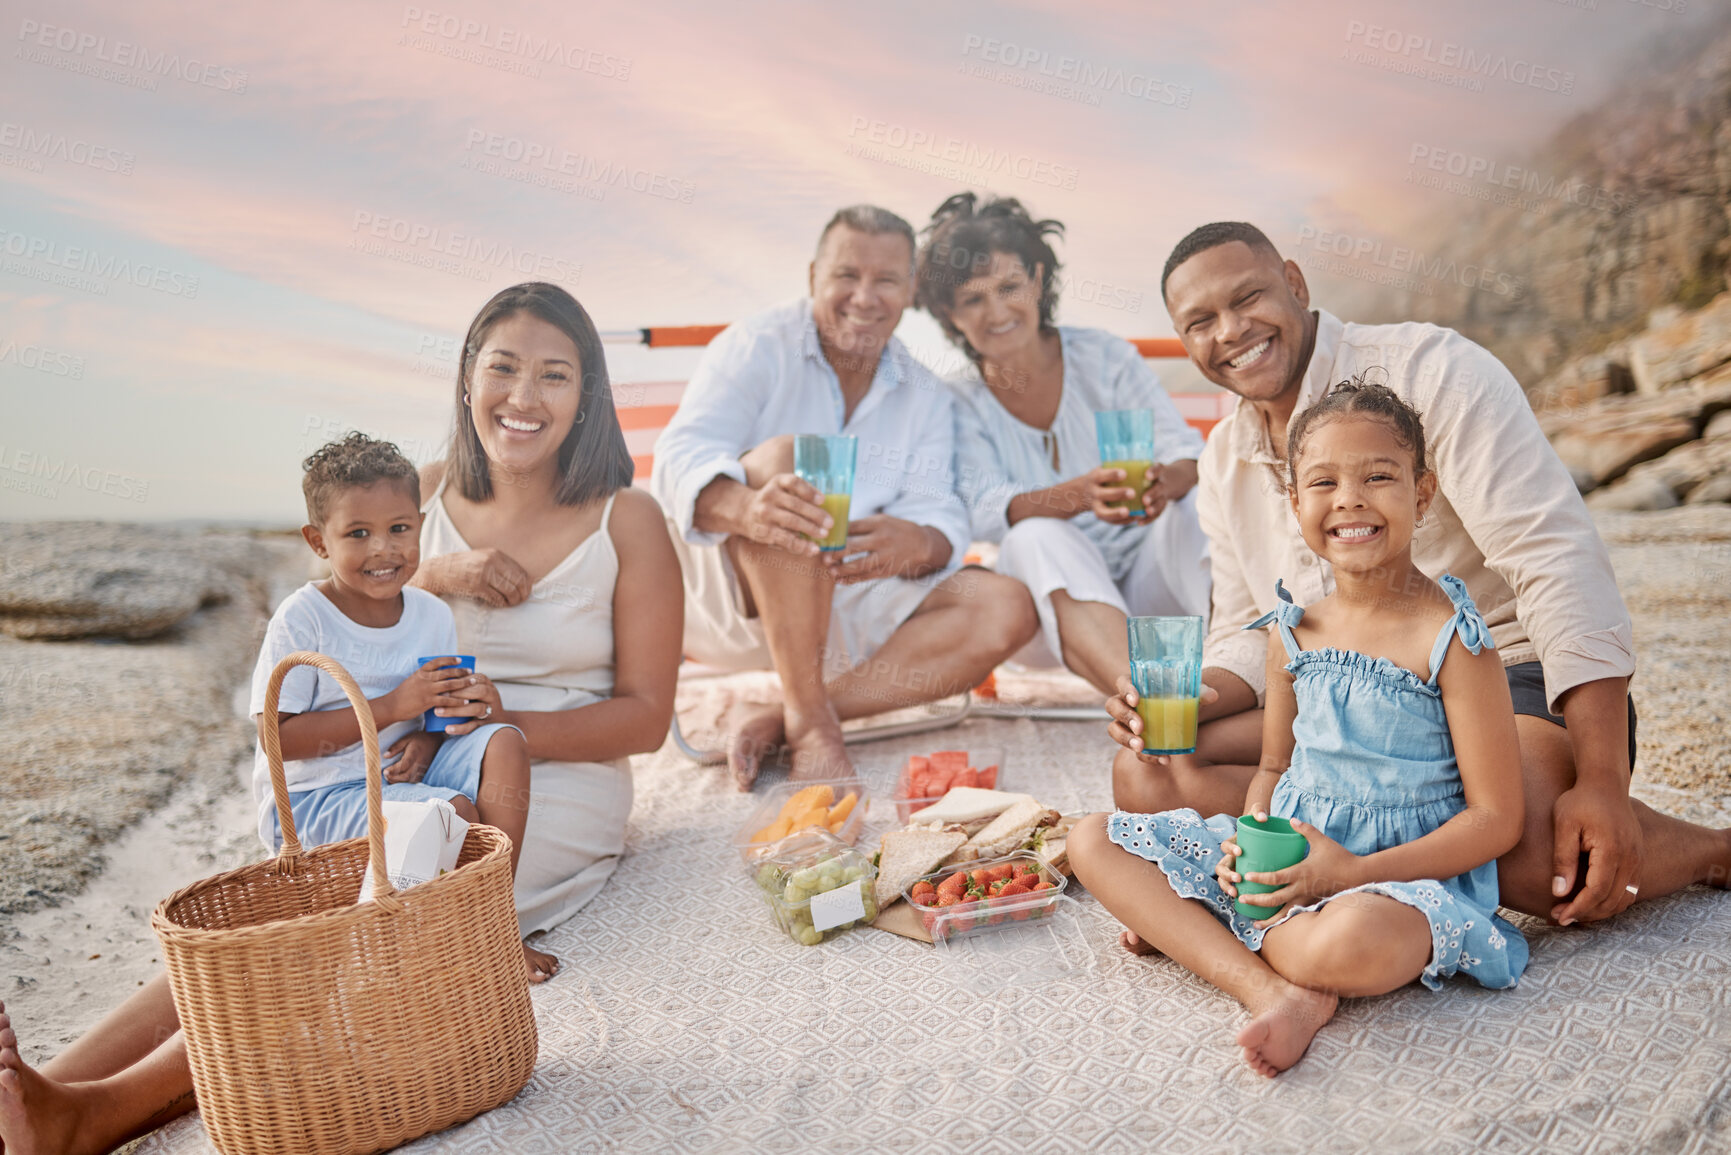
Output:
[[1105, 221, 1730, 927]]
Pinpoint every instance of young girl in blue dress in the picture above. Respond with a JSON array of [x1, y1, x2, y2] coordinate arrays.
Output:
[[1070, 379, 1528, 1077]]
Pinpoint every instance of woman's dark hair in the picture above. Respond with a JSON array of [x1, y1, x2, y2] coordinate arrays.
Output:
[[915, 193, 1064, 366], [448, 282, 633, 506], [1284, 375, 1429, 492]]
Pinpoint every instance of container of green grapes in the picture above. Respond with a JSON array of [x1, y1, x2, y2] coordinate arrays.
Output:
[[751, 830, 879, 946]]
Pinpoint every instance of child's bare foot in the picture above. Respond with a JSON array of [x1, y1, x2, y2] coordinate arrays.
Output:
[[1234, 982, 1338, 1077], [523, 941, 559, 984], [0, 1001, 86, 1155], [1118, 930, 1161, 957]]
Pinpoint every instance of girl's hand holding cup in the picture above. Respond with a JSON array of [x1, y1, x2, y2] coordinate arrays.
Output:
[[1215, 832, 1245, 896], [1237, 820, 1363, 927]]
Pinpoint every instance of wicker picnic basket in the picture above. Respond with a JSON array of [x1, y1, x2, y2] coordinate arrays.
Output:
[[151, 651, 537, 1155]]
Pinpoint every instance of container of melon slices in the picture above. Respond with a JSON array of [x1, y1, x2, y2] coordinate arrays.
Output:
[[893, 748, 1003, 824], [732, 778, 868, 864]]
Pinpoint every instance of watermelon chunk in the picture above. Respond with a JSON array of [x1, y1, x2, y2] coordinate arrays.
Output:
[[903, 756, 931, 799], [976, 764, 999, 789], [953, 767, 981, 789], [929, 750, 967, 795]]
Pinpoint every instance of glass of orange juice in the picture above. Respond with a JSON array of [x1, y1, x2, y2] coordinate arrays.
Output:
[[793, 434, 857, 552], [1094, 408, 1156, 517], [1126, 615, 1203, 755]]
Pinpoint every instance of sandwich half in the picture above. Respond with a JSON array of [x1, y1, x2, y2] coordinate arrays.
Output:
[[873, 828, 969, 911]]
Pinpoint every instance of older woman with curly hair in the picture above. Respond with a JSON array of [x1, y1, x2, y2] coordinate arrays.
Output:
[[917, 193, 1210, 695]]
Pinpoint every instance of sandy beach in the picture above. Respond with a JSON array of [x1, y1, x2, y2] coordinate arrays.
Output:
[[1, 510, 1728, 1151]]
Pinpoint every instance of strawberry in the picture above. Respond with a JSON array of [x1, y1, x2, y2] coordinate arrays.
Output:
[[996, 879, 1035, 920], [969, 868, 994, 891], [910, 880, 938, 904], [988, 878, 1009, 897], [985, 863, 1016, 883], [1027, 879, 1054, 892], [938, 870, 970, 894]]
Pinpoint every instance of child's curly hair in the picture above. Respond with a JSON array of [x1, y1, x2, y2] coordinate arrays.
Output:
[[1284, 374, 1428, 493], [301, 432, 420, 526]]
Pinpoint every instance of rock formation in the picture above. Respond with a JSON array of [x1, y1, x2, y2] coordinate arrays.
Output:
[[0, 522, 273, 640]]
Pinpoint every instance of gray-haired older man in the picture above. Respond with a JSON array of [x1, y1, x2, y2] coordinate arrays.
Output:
[[653, 205, 1037, 789]]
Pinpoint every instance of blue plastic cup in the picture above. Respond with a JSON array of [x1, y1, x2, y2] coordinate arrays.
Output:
[[415, 654, 475, 732], [1126, 616, 1203, 755], [793, 434, 858, 552]]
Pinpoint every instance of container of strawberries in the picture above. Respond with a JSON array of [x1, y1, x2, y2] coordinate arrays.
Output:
[[894, 748, 1003, 823], [901, 851, 1066, 943]]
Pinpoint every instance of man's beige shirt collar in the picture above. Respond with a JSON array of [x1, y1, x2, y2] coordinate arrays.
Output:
[[1226, 309, 1345, 468]]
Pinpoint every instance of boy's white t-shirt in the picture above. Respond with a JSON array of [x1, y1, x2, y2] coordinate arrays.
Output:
[[248, 583, 460, 844]]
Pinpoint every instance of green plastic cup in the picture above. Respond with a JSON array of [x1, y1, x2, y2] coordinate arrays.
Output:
[[1233, 814, 1308, 920]]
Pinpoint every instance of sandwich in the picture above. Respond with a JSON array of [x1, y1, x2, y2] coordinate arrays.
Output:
[[1028, 813, 1078, 875], [940, 799, 1060, 867], [905, 787, 1035, 829], [873, 828, 968, 911]]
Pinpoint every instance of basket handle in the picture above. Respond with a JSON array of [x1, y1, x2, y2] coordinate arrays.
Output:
[[261, 650, 396, 905]]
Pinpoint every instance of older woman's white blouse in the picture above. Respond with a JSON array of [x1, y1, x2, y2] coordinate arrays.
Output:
[[948, 325, 1203, 582]]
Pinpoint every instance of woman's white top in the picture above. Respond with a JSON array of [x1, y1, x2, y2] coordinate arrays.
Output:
[[420, 478, 633, 936], [948, 325, 1203, 581]]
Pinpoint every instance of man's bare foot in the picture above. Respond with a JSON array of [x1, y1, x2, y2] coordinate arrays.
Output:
[[1119, 929, 1161, 957], [523, 941, 559, 984], [784, 713, 852, 782], [727, 706, 785, 791], [0, 1001, 87, 1155], [1234, 981, 1338, 1077]]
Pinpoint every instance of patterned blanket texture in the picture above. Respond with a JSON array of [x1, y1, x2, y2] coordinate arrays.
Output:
[[140, 677, 1731, 1155]]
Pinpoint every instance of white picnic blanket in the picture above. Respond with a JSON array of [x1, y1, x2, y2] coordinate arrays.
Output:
[[139, 684, 1731, 1155]]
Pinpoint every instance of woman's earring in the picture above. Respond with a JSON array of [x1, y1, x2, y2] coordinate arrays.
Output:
[[1416, 510, 1428, 528], [463, 392, 472, 406]]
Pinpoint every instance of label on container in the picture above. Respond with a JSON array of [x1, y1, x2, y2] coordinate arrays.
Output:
[[808, 882, 866, 932]]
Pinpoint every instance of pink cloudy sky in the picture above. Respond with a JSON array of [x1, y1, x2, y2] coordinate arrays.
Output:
[[0, 0, 1716, 522]]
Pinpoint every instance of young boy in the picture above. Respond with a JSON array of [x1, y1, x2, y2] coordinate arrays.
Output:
[[248, 432, 555, 980]]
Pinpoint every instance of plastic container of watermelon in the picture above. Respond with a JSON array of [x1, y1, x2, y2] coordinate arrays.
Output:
[[893, 748, 1004, 824]]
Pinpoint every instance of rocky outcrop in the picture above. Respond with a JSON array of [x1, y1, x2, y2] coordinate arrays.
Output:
[[0, 523, 272, 640], [1537, 351, 1731, 491], [1629, 293, 1731, 393], [1333, 17, 1731, 386]]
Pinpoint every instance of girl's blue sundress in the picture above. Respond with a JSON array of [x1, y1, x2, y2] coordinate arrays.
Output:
[[1109, 575, 1528, 990]]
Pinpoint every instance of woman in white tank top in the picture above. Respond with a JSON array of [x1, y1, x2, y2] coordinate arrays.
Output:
[[0, 285, 683, 1149], [413, 282, 683, 974]]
